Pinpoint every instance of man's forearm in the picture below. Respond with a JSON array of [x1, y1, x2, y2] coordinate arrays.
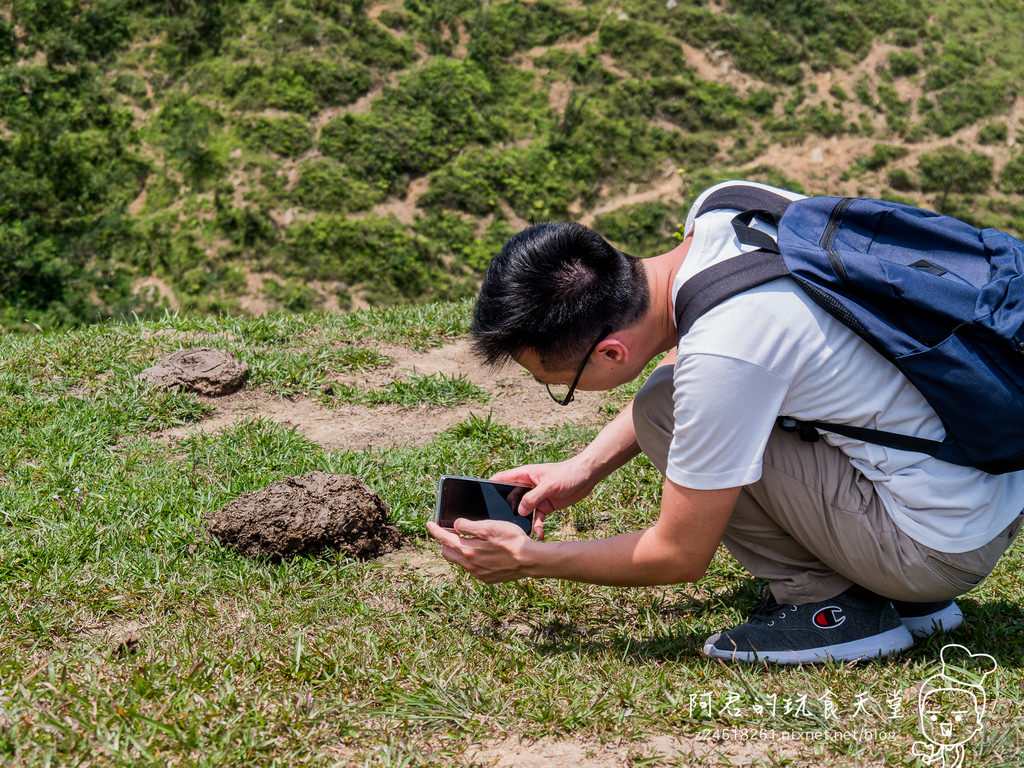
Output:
[[575, 400, 642, 482], [519, 481, 739, 588], [521, 527, 701, 587]]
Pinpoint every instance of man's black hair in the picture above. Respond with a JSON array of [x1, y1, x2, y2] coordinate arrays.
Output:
[[471, 221, 650, 368]]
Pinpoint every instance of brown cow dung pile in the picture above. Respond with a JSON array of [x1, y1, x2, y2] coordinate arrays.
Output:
[[208, 471, 403, 560], [137, 347, 248, 396]]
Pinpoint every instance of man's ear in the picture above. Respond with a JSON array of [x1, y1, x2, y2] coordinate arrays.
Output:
[[595, 337, 629, 365]]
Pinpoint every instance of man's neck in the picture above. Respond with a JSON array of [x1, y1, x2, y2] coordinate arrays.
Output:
[[636, 236, 692, 357]]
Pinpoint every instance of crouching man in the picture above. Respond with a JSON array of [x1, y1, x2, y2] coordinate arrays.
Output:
[[427, 181, 1024, 664]]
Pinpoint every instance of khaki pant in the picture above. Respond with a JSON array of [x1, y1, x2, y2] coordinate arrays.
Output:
[[633, 366, 1023, 604]]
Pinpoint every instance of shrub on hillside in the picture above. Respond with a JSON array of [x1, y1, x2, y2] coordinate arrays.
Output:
[[13, 0, 131, 65], [319, 59, 514, 195], [263, 278, 320, 313], [845, 144, 910, 179], [1000, 153, 1024, 195], [252, 3, 412, 70], [597, 19, 687, 77], [418, 148, 502, 217], [729, 0, 927, 60], [154, 0, 228, 69], [466, 0, 594, 67], [238, 116, 313, 158], [0, 53, 144, 327], [923, 40, 984, 91], [291, 159, 383, 213], [887, 168, 917, 192], [594, 202, 683, 257], [888, 50, 921, 77], [226, 55, 372, 115], [213, 196, 277, 253], [803, 104, 848, 137], [918, 147, 992, 197], [150, 94, 224, 190], [412, 211, 515, 274], [635, 76, 748, 132], [661, 6, 803, 84], [978, 122, 1007, 146], [532, 48, 617, 87], [277, 215, 461, 305], [921, 78, 1012, 137]]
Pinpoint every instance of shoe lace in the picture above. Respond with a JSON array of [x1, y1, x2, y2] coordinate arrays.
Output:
[[749, 595, 800, 624]]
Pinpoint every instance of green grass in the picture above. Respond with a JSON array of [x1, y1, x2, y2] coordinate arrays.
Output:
[[2, 302, 1023, 766], [320, 373, 490, 410]]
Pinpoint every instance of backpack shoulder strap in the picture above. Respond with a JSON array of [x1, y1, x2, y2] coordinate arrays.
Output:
[[696, 185, 793, 221], [694, 184, 795, 257], [676, 184, 799, 335], [674, 249, 790, 336]]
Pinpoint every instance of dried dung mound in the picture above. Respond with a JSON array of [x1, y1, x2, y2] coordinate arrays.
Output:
[[137, 347, 248, 396], [208, 471, 403, 560]]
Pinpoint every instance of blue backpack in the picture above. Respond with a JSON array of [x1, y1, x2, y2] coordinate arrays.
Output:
[[674, 185, 1024, 474]]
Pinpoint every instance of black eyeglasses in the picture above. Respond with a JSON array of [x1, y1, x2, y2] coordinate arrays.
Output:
[[546, 326, 612, 406]]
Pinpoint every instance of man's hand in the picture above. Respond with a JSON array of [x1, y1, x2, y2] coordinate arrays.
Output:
[[489, 456, 599, 539], [426, 518, 537, 583], [427, 480, 740, 587], [486, 386, 649, 538]]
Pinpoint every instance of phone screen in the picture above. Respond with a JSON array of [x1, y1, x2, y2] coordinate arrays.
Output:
[[435, 476, 533, 535]]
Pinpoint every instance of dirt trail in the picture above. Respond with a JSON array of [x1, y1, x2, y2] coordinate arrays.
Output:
[[153, 339, 607, 450], [579, 163, 685, 226]]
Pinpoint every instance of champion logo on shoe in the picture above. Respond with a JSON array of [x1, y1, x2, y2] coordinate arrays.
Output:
[[812, 606, 846, 629]]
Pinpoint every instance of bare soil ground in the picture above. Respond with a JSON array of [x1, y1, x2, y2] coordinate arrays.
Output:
[[464, 733, 808, 767], [153, 338, 606, 450]]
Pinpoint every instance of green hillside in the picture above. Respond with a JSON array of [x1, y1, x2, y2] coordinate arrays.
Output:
[[3, 0, 1024, 329]]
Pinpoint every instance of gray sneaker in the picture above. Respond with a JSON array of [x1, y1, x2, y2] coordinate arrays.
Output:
[[891, 599, 963, 639], [703, 586, 915, 664]]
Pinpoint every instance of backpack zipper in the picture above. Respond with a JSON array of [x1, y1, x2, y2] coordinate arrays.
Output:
[[819, 197, 854, 284]]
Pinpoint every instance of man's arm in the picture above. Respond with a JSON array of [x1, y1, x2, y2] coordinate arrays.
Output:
[[427, 478, 739, 586], [491, 349, 677, 525]]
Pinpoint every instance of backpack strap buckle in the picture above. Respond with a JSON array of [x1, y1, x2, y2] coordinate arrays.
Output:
[[777, 416, 820, 443]]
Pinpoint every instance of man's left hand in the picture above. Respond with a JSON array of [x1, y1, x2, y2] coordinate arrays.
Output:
[[426, 518, 537, 583]]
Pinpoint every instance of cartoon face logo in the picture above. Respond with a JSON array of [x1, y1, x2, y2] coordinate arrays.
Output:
[[812, 606, 846, 628], [919, 687, 983, 748], [912, 644, 997, 767]]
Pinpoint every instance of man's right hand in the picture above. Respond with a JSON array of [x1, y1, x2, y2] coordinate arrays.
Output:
[[490, 456, 599, 539]]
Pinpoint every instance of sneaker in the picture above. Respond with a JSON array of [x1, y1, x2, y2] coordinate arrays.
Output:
[[703, 586, 914, 664], [891, 599, 963, 639]]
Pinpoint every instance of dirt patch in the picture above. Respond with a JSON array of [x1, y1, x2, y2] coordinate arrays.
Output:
[[133, 276, 181, 311], [579, 162, 685, 227], [366, 175, 430, 225], [465, 733, 812, 768], [154, 339, 606, 450], [78, 619, 148, 657], [208, 471, 402, 560], [680, 40, 761, 95], [374, 540, 454, 581], [138, 348, 249, 396]]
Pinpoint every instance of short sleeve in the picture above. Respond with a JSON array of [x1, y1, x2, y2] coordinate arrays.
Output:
[[666, 353, 790, 490]]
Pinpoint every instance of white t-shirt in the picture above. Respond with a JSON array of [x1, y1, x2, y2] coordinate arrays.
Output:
[[667, 180, 1024, 553]]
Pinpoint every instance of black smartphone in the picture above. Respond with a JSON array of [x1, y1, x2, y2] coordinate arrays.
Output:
[[434, 475, 534, 535]]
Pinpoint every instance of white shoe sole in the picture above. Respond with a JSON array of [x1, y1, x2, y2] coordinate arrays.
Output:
[[899, 601, 963, 639], [702, 625, 915, 664]]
